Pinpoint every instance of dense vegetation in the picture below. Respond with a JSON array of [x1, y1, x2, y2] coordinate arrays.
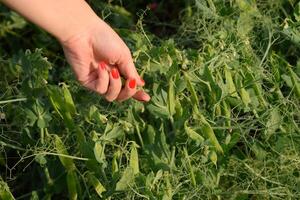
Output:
[[1, 0, 300, 199]]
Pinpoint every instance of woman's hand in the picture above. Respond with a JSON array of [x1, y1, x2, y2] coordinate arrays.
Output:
[[2, 0, 150, 102], [61, 19, 150, 102]]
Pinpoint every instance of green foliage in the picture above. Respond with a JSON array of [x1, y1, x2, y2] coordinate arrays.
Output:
[[0, 0, 300, 199]]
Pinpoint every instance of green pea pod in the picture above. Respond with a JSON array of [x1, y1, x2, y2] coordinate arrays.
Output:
[[201, 121, 224, 154], [250, 74, 267, 108], [168, 78, 176, 117], [196, 114, 224, 154], [67, 171, 78, 200], [253, 83, 267, 107], [184, 72, 199, 108], [112, 154, 119, 174], [94, 141, 106, 164], [48, 86, 75, 129], [214, 103, 221, 117], [184, 121, 204, 144], [87, 172, 106, 197], [129, 142, 139, 175], [239, 87, 251, 107], [175, 98, 183, 118], [115, 167, 135, 191], [221, 101, 231, 127], [61, 83, 76, 115], [270, 53, 281, 82], [54, 135, 75, 171], [224, 66, 238, 98], [209, 150, 218, 166], [183, 148, 196, 187], [288, 67, 300, 98]]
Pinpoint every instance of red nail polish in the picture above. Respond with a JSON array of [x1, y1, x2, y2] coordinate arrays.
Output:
[[129, 79, 136, 89], [99, 61, 106, 70], [111, 68, 119, 79]]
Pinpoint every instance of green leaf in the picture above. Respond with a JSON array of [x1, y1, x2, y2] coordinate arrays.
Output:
[[24, 108, 37, 126], [37, 118, 46, 129], [265, 108, 281, 138], [237, 13, 253, 38], [147, 90, 169, 119], [0, 179, 15, 200], [251, 143, 267, 160], [281, 74, 293, 88], [101, 124, 124, 141], [35, 154, 47, 165]]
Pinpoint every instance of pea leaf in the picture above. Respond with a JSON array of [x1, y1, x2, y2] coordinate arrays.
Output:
[[265, 108, 281, 138]]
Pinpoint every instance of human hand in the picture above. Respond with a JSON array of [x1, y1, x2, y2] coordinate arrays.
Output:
[[2, 0, 149, 102], [61, 19, 150, 102]]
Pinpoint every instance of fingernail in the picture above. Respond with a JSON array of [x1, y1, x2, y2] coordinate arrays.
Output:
[[129, 79, 136, 89], [140, 77, 145, 85], [140, 99, 149, 103], [111, 68, 119, 79], [99, 61, 106, 70]]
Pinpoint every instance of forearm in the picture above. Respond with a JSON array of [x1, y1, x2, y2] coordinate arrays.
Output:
[[1, 0, 99, 42]]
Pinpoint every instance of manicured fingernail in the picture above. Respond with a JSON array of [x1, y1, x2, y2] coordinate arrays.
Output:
[[140, 77, 145, 85], [99, 61, 106, 70], [111, 68, 119, 79], [129, 79, 136, 89]]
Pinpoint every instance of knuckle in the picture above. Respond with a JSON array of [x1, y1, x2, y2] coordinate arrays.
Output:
[[97, 87, 107, 95], [105, 96, 114, 102], [96, 83, 107, 95], [125, 47, 132, 56], [78, 79, 88, 88]]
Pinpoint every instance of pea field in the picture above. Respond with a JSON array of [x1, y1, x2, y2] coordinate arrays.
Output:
[[1, 0, 300, 199]]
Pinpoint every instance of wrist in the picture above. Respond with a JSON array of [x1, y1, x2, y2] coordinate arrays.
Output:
[[53, 1, 100, 43]]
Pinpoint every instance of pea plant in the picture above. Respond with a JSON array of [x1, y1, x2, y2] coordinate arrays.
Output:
[[0, 0, 300, 199]]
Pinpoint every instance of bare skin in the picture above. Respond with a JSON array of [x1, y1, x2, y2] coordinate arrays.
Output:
[[2, 0, 150, 102]]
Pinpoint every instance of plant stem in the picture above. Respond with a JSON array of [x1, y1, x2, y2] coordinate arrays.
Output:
[[0, 98, 27, 105]]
